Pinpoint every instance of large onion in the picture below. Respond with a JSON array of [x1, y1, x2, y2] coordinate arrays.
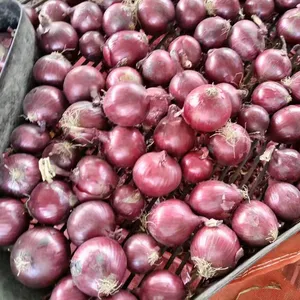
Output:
[[39, 0, 70, 22], [244, 0, 275, 20], [204, 0, 241, 20]]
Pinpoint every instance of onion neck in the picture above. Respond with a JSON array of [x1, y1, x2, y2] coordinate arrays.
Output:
[[39, 157, 70, 183], [252, 15, 267, 36], [260, 142, 277, 162], [237, 89, 248, 99], [98, 131, 110, 145], [38, 13, 51, 30], [167, 104, 181, 120], [204, 219, 223, 228]]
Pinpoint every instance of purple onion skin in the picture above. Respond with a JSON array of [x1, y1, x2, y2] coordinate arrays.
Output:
[[244, 0, 275, 21], [79, 31, 105, 62], [205, 0, 241, 20], [268, 149, 300, 182], [40, 0, 70, 22], [10, 124, 51, 154], [0, 198, 29, 246], [264, 182, 300, 221], [106, 290, 137, 300], [275, 0, 300, 10], [283, 71, 300, 101], [98, 0, 122, 10]]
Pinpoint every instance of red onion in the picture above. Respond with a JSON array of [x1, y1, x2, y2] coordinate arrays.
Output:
[[217, 83, 246, 117], [103, 82, 149, 127], [63, 66, 105, 104], [70, 2, 103, 35], [28, 181, 78, 225], [244, 0, 275, 20], [208, 122, 251, 166], [205, 48, 244, 87], [133, 151, 182, 197], [33, 52, 72, 87], [138, 270, 186, 300], [98, 0, 122, 10], [36, 20, 78, 54], [42, 140, 81, 171], [0, 154, 41, 197], [176, 0, 206, 30], [106, 66, 143, 89], [143, 87, 171, 129], [103, 3, 135, 36], [190, 220, 243, 279], [123, 233, 160, 274], [232, 200, 279, 247], [204, 0, 241, 20], [169, 70, 207, 107], [10, 227, 70, 288], [106, 290, 137, 300], [70, 237, 127, 297], [188, 180, 244, 219], [137, 0, 175, 35], [24, 6, 39, 28], [39, 0, 70, 22], [269, 105, 300, 143], [79, 31, 105, 62], [183, 84, 232, 132], [50, 275, 89, 300], [153, 105, 195, 158], [237, 105, 270, 133], [111, 185, 145, 220], [147, 199, 204, 247], [103, 30, 149, 67], [228, 18, 266, 62], [275, 0, 300, 9], [254, 49, 292, 82], [264, 182, 300, 221], [268, 149, 300, 182], [67, 200, 116, 246], [141, 50, 177, 85], [10, 124, 51, 154], [0, 198, 29, 246], [23, 86, 67, 127], [181, 148, 213, 184], [252, 81, 291, 114], [168, 35, 202, 69], [282, 71, 300, 101], [194, 16, 231, 50], [71, 156, 118, 202]]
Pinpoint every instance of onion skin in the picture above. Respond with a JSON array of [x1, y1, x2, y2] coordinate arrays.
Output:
[[181, 148, 213, 184], [282, 71, 300, 101], [10, 227, 70, 288], [133, 151, 182, 197], [67, 201, 116, 246], [106, 290, 137, 300], [71, 237, 127, 297], [24, 6, 39, 28], [244, 0, 275, 21], [63, 66, 105, 104], [79, 31, 105, 62], [147, 199, 203, 247], [70, 2, 103, 35], [71, 156, 118, 202], [111, 185, 145, 221], [33, 52, 72, 87], [254, 49, 292, 82], [176, 0, 206, 30], [123, 233, 160, 274], [23, 86, 67, 127], [268, 149, 300, 182], [0, 154, 41, 197], [208, 122, 251, 166], [28, 181, 78, 225], [168, 35, 202, 69], [103, 30, 149, 68], [205, 48, 244, 87], [141, 50, 177, 85], [138, 270, 186, 300], [106, 66, 143, 89], [252, 81, 291, 114], [50, 275, 89, 300], [275, 0, 300, 9], [103, 82, 149, 127], [183, 84, 232, 132], [205, 0, 241, 20], [40, 0, 70, 22], [191, 221, 243, 279], [0, 198, 29, 246], [188, 180, 243, 219], [137, 0, 175, 35], [269, 105, 300, 143], [10, 124, 51, 154], [264, 182, 300, 221], [194, 16, 231, 50]]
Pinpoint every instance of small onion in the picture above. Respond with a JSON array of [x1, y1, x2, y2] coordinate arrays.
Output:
[[232, 200, 279, 247], [67, 201, 116, 246], [133, 151, 182, 197], [264, 182, 300, 221], [70, 237, 127, 297], [106, 290, 137, 300], [204, 0, 241, 20], [39, 0, 70, 22], [123, 233, 160, 274], [282, 71, 300, 101], [244, 0, 275, 20], [98, 0, 122, 10], [79, 31, 105, 62], [275, 0, 300, 9], [0, 198, 29, 246]]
